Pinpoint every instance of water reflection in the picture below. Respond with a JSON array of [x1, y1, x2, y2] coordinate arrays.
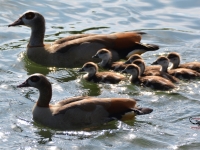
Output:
[[1, 0, 200, 149], [33, 120, 125, 144], [35, 128, 54, 144], [79, 79, 101, 96]]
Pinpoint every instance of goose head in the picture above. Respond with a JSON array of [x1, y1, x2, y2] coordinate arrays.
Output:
[[78, 62, 98, 77], [152, 56, 170, 72], [167, 52, 180, 69], [17, 73, 52, 107], [8, 11, 45, 29], [8, 11, 45, 47], [17, 73, 50, 89], [124, 54, 142, 64], [92, 49, 112, 67]]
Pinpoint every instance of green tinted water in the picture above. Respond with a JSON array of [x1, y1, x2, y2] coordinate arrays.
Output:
[[0, 0, 200, 149]]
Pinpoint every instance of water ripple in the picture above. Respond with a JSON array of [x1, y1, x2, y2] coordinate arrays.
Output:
[[1, 0, 200, 149]]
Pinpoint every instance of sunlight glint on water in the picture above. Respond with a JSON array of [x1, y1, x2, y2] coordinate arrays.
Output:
[[0, 0, 200, 149]]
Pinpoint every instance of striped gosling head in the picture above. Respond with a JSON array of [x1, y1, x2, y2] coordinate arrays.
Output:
[[92, 48, 111, 60], [79, 62, 98, 74], [122, 64, 140, 77], [167, 52, 181, 68], [124, 54, 143, 64], [152, 56, 170, 66]]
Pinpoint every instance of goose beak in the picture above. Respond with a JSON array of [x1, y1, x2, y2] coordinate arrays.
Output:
[[17, 81, 30, 88], [8, 18, 24, 27]]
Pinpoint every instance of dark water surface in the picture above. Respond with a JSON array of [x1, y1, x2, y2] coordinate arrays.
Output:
[[0, 0, 200, 149]]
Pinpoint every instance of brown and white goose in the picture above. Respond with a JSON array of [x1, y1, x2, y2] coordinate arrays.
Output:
[[124, 54, 161, 71], [17, 73, 153, 130], [122, 64, 175, 90], [8, 11, 159, 67], [78, 62, 125, 84], [167, 52, 200, 73], [133, 59, 179, 83], [152, 56, 200, 79], [92, 48, 126, 71]]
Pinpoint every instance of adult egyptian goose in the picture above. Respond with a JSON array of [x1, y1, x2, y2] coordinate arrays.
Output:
[[152, 56, 200, 79], [124, 54, 161, 71], [133, 59, 179, 83], [167, 52, 200, 73], [92, 48, 127, 71], [17, 73, 153, 130], [8, 11, 159, 67], [122, 64, 175, 90], [78, 62, 125, 84]]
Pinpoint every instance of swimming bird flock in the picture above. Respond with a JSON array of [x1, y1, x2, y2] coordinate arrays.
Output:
[[8, 11, 200, 130]]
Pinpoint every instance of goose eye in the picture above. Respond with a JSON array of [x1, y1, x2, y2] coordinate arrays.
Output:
[[30, 76, 40, 82], [25, 12, 35, 20]]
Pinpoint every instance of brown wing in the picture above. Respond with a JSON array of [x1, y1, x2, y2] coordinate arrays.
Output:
[[53, 32, 142, 54], [179, 62, 200, 73], [111, 62, 126, 71], [168, 68, 200, 79], [54, 34, 97, 44], [96, 72, 125, 83], [145, 65, 161, 71], [140, 76, 175, 90], [53, 97, 136, 116], [144, 70, 179, 83], [57, 96, 91, 106]]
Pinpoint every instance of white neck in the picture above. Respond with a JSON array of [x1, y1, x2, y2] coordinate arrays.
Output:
[[99, 59, 110, 67], [171, 58, 180, 69], [129, 70, 139, 82], [86, 68, 97, 78], [160, 61, 169, 72], [99, 53, 112, 67], [138, 64, 145, 76]]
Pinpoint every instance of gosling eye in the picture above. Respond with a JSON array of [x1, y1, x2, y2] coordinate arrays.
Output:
[[100, 51, 107, 54], [25, 12, 35, 20], [128, 66, 134, 70]]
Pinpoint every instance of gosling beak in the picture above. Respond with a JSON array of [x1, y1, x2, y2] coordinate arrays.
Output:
[[124, 60, 131, 64], [78, 68, 85, 72], [92, 54, 99, 58], [121, 69, 127, 74], [151, 61, 158, 65]]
